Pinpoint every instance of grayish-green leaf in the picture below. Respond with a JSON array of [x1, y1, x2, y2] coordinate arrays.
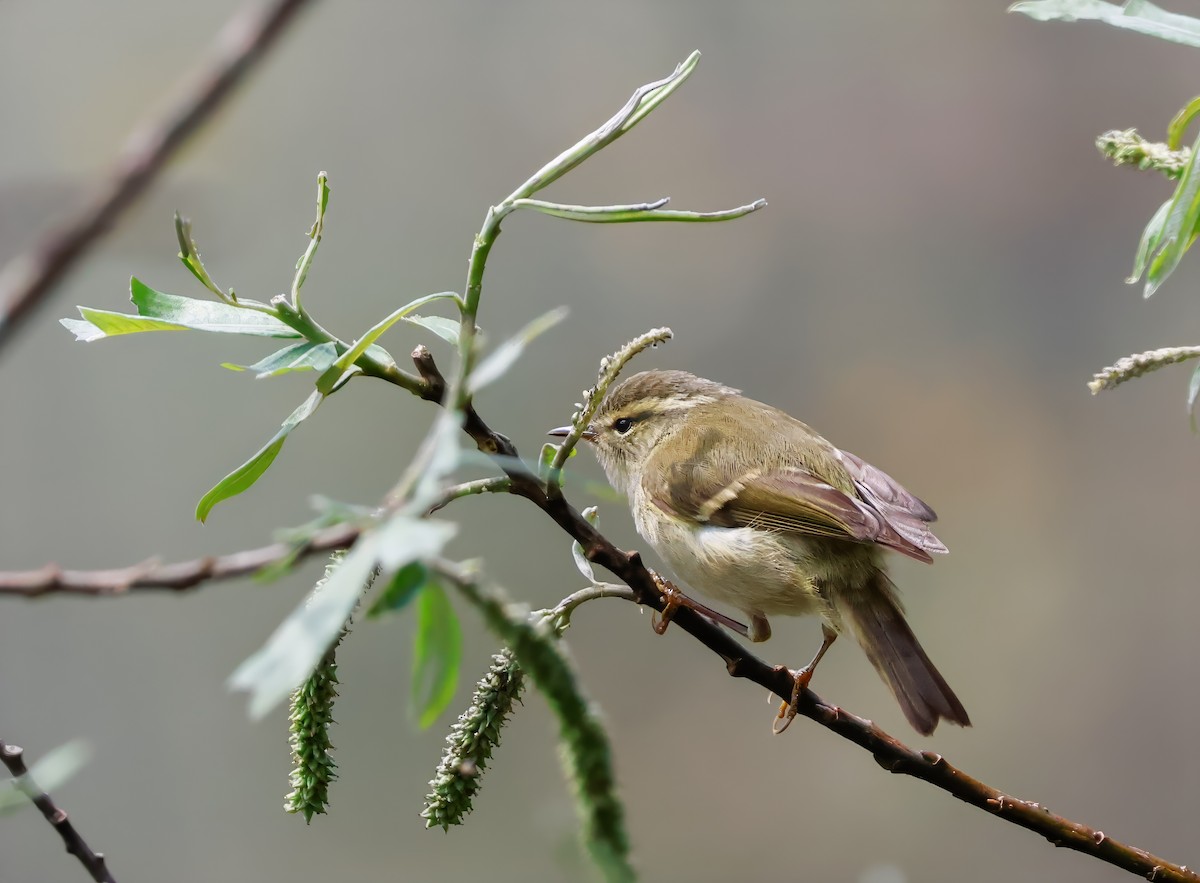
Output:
[[469, 307, 569, 393], [0, 741, 92, 816], [1128, 198, 1172, 286], [317, 297, 453, 394], [511, 196, 766, 223], [230, 539, 378, 720], [195, 390, 323, 522], [1144, 128, 1200, 297], [571, 507, 601, 584], [222, 341, 339, 377], [292, 172, 330, 303], [1169, 96, 1200, 150], [404, 314, 461, 345], [62, 278, 298, 341], [175, 213, 226, 298], [411, 582, 462, 729], [373, 516, 458, 572], [1011, 0, 1200, 47], [1188, 363, 1200, 428]]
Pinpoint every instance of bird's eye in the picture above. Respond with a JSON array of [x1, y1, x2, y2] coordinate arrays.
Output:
[[612, 417, 634, 434]]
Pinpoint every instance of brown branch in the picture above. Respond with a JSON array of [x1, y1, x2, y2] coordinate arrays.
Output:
[[1, 740, 115, 883], [413, 347, 1200, 883], [0, 523, 359, 597], [0, 0, 317, 355], [3, 345, 1195, 880]]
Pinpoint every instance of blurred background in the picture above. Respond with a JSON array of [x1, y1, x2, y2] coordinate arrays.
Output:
[[3, 2, 1200, 881]]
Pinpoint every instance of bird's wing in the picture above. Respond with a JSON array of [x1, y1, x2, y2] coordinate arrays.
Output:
[[648, 457, 942, 564]]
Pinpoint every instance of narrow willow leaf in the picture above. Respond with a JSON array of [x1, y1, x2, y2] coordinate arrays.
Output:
[[469, 307, 569, 393], [176, 213, 226, 298], [374, 516, 459, 571], [404, 314, 461, 345], [230, 539, 378, 720], [222, 341, 339, 377], [366, 562, 430, 618], [411, 582, 462, 729], [317, 305, 416, 394], [1189, 363, 1200, 428], [1144, 128, 1200, 297], [293, 173, 331, 301], [1128, 198, 1171, 285], [0, 741, 92, 816], [196, 390, 323, 522], [1011, 0, 1200, 48], [511, 197, 766, 223], [1169, 96, 1200, 150], [571, 506, 600, 584], [62, 278, 298, 341]]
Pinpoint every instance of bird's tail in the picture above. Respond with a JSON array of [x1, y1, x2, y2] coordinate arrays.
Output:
[[837, 572, 970, 736]]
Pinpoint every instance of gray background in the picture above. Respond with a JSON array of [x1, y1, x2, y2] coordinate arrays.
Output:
[[4, 2, 1200, 882]]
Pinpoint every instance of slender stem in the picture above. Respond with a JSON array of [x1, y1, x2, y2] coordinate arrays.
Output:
[[0, 741, 115, 882], [426, 476, 511, 513], [0, 0, 318, 357]]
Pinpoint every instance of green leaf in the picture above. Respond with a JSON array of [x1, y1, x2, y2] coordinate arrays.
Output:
[[175, 213, 226, 298], [469, 307, 569, 393], [1169, 96, 1200, 150], [195, 390, 323, 522], [411, 582, 462, 729], [61, 278, 299, 341], [366, 562, 430, 618], [1010, 0, 1200, 48], [316, 304, 420, 394], [222, 341, 339, 377], [404, 314, 461, 345], [571, 506, 600, 584], [230, 539, 377, 720], [374, 515, 459, 571], [1128, 198, 1171, 285], [1143, 128, 1200, 297], [292, 173, 330, 304], [0, 741, 92, 816], [510, 196, 767, 223], [1188, 363, 1200, 429]]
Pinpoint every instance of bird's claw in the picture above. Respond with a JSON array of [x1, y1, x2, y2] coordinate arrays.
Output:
[[650, 573, 683, 635], [771, 665, 814, 735]]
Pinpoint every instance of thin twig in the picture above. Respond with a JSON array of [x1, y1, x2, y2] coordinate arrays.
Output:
[[0, 522, 360, 597], [412, 349, 1200, 883], [0, 740, 115, 883], [0, 0, 317, 355], [3, 356, 1193, 880]]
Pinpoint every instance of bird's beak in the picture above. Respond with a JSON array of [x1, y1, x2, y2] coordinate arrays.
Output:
[[548, 424, 597, 442]]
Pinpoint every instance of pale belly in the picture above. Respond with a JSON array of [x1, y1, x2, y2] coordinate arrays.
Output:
[[632, 498, 831, 620]]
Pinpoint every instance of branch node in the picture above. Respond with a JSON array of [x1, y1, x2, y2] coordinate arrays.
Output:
[[920, 750, 944, 767], [412, 345, 446, 402]]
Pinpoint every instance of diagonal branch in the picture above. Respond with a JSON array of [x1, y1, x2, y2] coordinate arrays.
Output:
[[1, 740, 115, 883], [412, 349, 1200, 883], [3, 348, 1196, 881], [0, 0, 317, 356]]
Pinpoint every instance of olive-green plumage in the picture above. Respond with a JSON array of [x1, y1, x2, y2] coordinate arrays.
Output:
[[575, 369, 968, 736]]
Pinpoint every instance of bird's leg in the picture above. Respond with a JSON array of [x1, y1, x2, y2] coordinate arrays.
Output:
[[772, 624, 839, 735], [649, 572, 749, 638]]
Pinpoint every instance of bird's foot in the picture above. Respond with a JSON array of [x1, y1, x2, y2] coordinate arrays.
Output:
[[771, 664, 815, 735], [648, 572, 748, 638]]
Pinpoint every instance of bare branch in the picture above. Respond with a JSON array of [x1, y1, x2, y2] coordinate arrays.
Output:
[[3, 339, 1193, 880], [412, 349, 1200, 883], [0, 0, 317, 355], [0, 523, 360, 597], [0, 740, 115, 882]]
